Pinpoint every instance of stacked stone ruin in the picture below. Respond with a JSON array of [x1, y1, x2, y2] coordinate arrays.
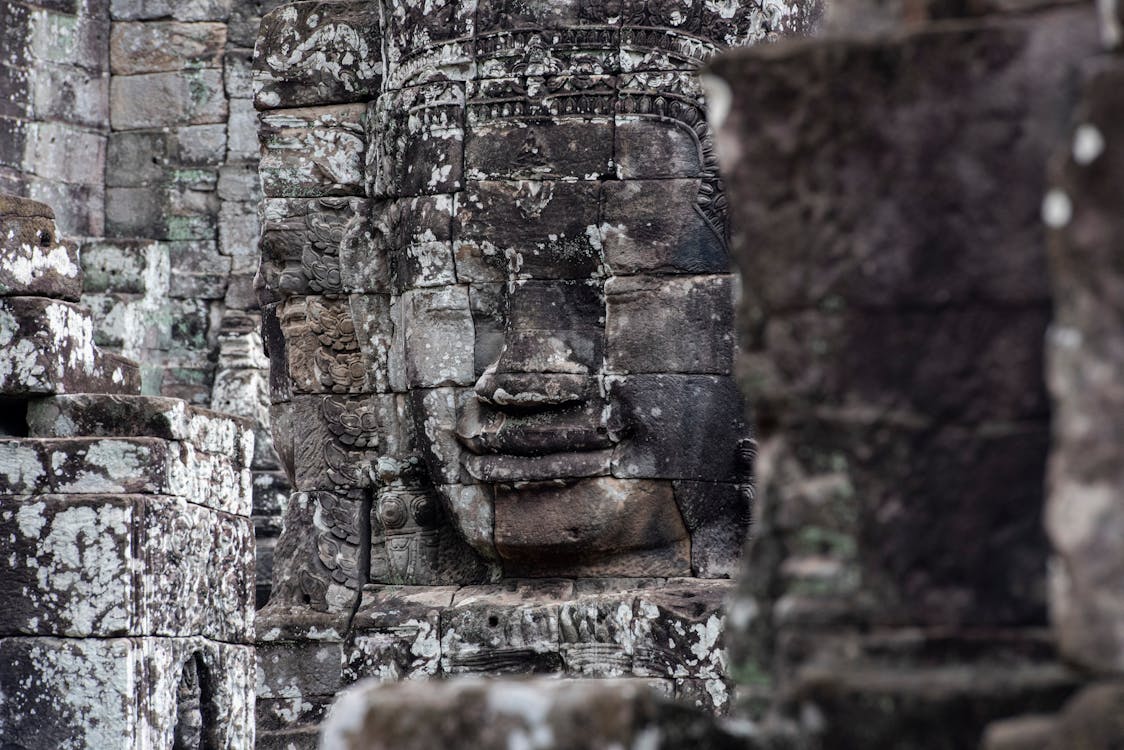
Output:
[[1, 0, 293, 609], [2, 0, 1124, 748], [706, 0, 1124, 747], [0, 194, 256, 748]]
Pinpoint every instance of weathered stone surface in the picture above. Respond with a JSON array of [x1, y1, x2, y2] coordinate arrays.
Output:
[[601, 178, 729, 275], [26, 393, 254, 467], [400, 285, 475, 388], [605, 275, 734, 374], [0, 493, 253, 641], [1044, 58, 1124, 676], [259, 104, 365, 198], [707, 5, 1103, 746], [493, 477, 692, 578], [673, 480, 752, 579], [0, 636, 254, 749], [254, 1, 383, 110], [608, 374, 749, 482], [109, 21, 226, 75], [345, 585, 455, 682], [110, 69, 228, 129], [0, 296, 141, 396], [788, 645, 1080, 750], [319, 677, 746, 750], [0, 436, 251, 516], [259, 196, 367, 302], [0, 203, 81, 300], [452, 181, 601, 282], [710, 7, 1099, 628]]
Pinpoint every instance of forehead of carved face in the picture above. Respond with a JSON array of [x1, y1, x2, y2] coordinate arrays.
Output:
[[357, 0, 760, 579]]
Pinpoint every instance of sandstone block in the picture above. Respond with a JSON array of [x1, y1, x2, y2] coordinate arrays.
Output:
[[254, 1, 383, 110], [493, 477, 692, 578], [0, 296, 140, 396], [465, 116, 613, 182], [260, 197, 366, 302], [0, 494, 253, 641], [0, 208, 81, 300], [0, 636, 254, 749], [608, 374, 748, 482], [1044, 59, 1124, 674], [110, 69, 228, 129], [400, 285, 475, 388], [79, 239, 163, 294], [319, 677, 746, 750], [260, 104, 366, 198], [452, 181, 601, 281], [605, 274, 734, 374], [109, 21, 226, 75], [601, 178, 729, 275]]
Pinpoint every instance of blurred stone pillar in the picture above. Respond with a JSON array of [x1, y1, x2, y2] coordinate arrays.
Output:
[[707, 6, 1099, 747]]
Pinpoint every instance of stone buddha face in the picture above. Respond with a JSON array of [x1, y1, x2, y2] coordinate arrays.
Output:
[[361, 0, 758, 581]]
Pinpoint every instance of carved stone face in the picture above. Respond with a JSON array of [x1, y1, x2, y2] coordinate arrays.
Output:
[[363, 0, 758, 580]]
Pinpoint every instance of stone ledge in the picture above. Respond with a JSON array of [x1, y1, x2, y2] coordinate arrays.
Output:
[[0, 636, 254, 750], [26, 393, 255, 467], [0, 437, 252, 516], [0, 296, 141, 396], [0, 493, 254, 642]]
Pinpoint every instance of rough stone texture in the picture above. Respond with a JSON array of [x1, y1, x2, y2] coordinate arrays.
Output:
[[0, 194, 82, 300], [248, 4, 830, 740], [253, 1, 383, 110], [707, 4, 1101, 747], [318, 678, 746, 750], [1043, 55, 1124, 677], [0, 637, 255, 750]]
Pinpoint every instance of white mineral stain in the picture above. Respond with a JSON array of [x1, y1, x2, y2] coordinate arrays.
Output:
[[1073, 123, 1105, 165], [1042, 189, 1073, 229], [2, 444, 46, 490], [15, 501, 47, 537]]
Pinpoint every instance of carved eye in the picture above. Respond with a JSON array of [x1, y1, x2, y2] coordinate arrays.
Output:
[[37, 230, 51, 246], [379, 497, 408, 529], [410, 495, 437, 528]]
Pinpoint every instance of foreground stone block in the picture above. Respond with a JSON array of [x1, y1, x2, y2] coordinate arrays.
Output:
[[0, 296, 140, 396], [1044, 57, 1124, 676], [320, 678, 746, 750], [0, 636, 254, 749], [709, 7, 1099, 630], [0, 494, 253, 641]]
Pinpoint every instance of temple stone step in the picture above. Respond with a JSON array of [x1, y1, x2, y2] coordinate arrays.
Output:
[[0, 436, 251, 516], [0, 295, 141, 396], [0, 493, 253, 641], [26, 393, 254, 465]]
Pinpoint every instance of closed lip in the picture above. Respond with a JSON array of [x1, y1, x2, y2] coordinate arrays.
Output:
[[461, 449, 614, 483]]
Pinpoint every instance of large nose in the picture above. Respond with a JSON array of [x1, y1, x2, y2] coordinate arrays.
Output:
[[473, 279, 604, 410]]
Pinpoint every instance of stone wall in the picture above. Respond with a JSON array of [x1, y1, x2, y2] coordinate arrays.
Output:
[[0, 0, 292, 606], [0, 0, 110, 235]]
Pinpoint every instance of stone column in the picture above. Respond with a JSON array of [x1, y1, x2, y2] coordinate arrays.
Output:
[[707, 5, 1100, 746]]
